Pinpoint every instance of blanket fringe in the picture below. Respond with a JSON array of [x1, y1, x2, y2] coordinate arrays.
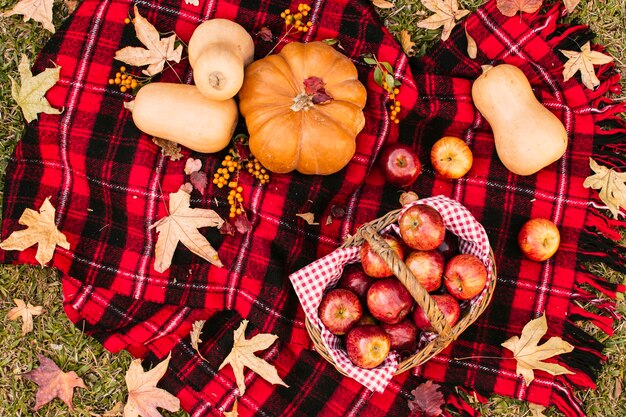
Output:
[[560, 321, 607, 389]]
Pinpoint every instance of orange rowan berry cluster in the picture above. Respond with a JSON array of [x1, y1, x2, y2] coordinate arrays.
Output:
[[108, 66, 139, 93], [124, 17, 135, 24], [245, 157, 270, 185], [213, 155, 241, 189], [280, 4, 313, 32], [384, 84, 401, 124]]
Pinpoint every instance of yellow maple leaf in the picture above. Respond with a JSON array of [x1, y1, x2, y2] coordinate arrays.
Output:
[[10, 54, 62, 123], [0, 197, 70, 266], [219, 320, 288, 395], [560, 41, 613, 90], [417, 0, 470, 42], [2, 0, 55, 33], [583, 158, 626, 218], [149, 188, 224, 273], [501, 313, 574, 385], [7, 298, 44, 335], [114, 5, 183, 76], [123, 353, 180, 417]]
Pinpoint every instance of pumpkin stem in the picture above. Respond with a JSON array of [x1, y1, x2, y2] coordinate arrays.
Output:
[[291, 93, 315, 112]]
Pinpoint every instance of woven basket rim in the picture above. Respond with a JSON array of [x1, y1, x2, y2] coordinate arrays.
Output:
[[305, 206, 498, 377]]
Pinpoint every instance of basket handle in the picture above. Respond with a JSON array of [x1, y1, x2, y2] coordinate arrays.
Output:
[[360, 224, 452, 338]]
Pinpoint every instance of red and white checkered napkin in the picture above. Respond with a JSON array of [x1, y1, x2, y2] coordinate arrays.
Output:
[[288, 195, 492, 392]]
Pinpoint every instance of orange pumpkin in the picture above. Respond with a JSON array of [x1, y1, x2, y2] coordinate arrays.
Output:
[[238, 41, 367, 175]]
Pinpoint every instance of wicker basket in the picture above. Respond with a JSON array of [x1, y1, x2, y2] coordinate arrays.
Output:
[[305, 204, 497, 376]]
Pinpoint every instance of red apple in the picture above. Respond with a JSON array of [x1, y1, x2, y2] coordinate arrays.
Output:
[[430, 136, 473, 179], [345, 325, 391, 369], [443, 254, 488, 300], [381, 319, 419, 353], [337, 264, 375, 301], [357, 314, 378, 326], [318, 289, 363, 335], [398, 205, 446, 251], [366, 277, 414, 324], [377, 142, 422, 188], [405, 250, 445, 293], [437, 231, 460, 260], [360, 235, 404, 278], [517, 218, 560, 262], [412, 294, 461, 331]]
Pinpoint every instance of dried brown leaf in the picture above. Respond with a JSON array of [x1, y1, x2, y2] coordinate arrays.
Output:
[[149, 188, 224, 272], [22, 355, 86, 411], [296, 213, 319, 225], [190, 320, 206, 352], [583, 158, 626, 218], [417, 0, 470, 41], [496, 0, 543, 16], [10, 54, 62, 123], [184, 158, 202, 175], [529, 403, 548, 417], [562, 0, 580, 13], [152, 137, 183, 160], [501, 313, 574, 385], [0, 197, 70, 265], [64, 0, 78, 13], [7, 298, 44, 335], [124, 353, 180, 417], [408, 380, 444, 416], [372, 0, 395, 8], [219, 320, 288, 395], [2, 0, 55, 32], [400, 30, 415, 56], [560, 41, 614, 90], [114, 6, 183, 76]]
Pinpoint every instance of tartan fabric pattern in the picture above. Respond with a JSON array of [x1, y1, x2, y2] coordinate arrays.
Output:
[[1, 0, 625, 416]]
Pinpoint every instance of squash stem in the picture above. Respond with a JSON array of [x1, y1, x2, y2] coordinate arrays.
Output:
[[290, 92, 314, 112]]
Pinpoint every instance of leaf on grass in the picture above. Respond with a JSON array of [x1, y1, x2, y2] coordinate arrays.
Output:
[[22, 355, 86, 411], [296, 213, 319, 225], [10, 54, 62, 123], [372, 0, 395, 9], [219, 320, 288, 395], [501, 312, 574, 385], [2, 0, 55, 33], [0, 197, 70, 266], [7, 298, 44, 335], [400, 30, 416, 56], [104, 401, 125, 417], [562, 0, 580, 13], [408, 380, 444, 416], [224, 399, 238, 417], [114, 5, 183, 76], [465, 26, 477, 59], [496, 0, 543, 16], [64, 0, 78, 14], [529, 403, 548, 417], [417, 0, 470, 42], [152, 137, 183, 160], [583, 158, 626, 218], [149, 188, 224, 272], [560, 41, 613, 90], [124, 353, 180, 417]]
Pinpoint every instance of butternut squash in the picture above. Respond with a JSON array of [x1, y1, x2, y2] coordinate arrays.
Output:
[[188, 19, 255, 101], [127, 83, 238, 153], [471, 64, 568, 176]]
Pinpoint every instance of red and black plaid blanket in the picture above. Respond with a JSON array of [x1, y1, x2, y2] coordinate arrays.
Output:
[[2, 0, 625, 415]]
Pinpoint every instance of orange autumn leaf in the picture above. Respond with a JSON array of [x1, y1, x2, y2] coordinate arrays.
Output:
[[22, 355, 86, 411]]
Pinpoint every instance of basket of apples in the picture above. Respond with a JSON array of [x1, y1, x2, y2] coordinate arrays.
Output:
[[289, 195, 496, 391]]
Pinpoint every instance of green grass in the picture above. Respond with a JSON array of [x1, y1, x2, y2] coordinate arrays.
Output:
[[0, 0, 624, 416]]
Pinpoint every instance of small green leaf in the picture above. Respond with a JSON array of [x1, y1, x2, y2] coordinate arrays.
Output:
[[385, 73, 395, 90], [381, 61, 394, 73], [363, 55, 377, 65], [373, 66, 383, 87]]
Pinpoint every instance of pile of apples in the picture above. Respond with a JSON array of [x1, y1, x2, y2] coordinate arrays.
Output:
[[318, 204, 489, 369]]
